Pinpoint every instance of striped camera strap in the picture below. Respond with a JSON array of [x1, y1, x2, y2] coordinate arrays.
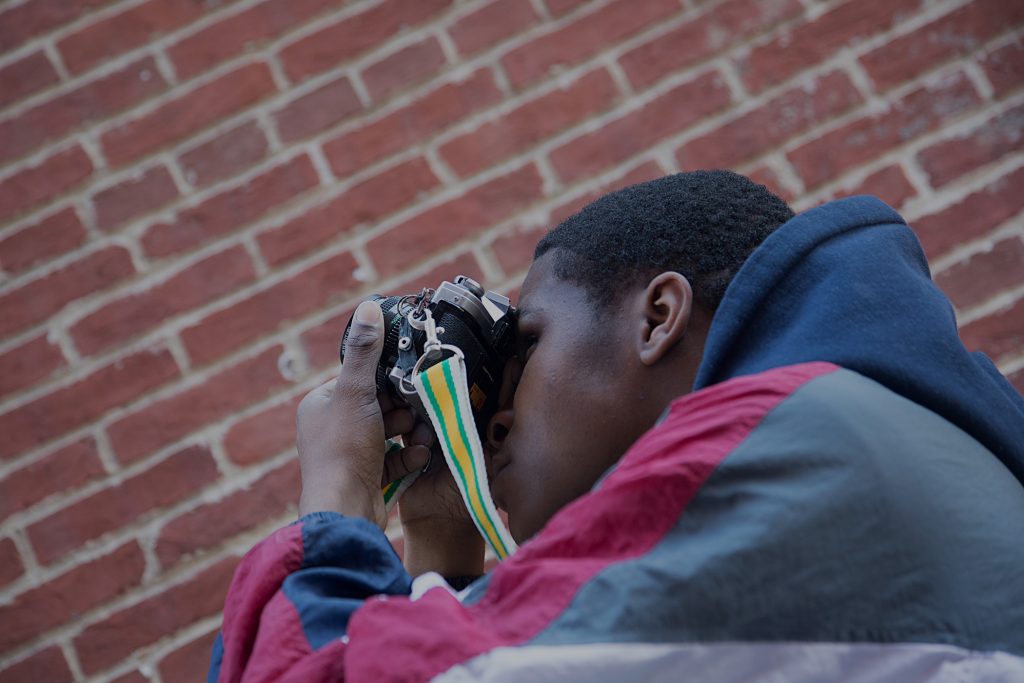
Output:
[[412, 356, 517, 561]]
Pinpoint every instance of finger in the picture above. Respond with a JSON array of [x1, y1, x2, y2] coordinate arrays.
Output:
[[297, 377, 337, 415], [337, 301, 385, 405], [381, 445, 431, 486], [383, 407, 415, 438], [378, 389, 397, 413], [404, 420, 436, 448]]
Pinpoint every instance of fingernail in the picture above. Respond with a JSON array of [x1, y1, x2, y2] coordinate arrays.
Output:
[[354, 301, 381, 326]]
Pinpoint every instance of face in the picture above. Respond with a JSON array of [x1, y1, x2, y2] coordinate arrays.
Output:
[[485, 253, 651, 543]]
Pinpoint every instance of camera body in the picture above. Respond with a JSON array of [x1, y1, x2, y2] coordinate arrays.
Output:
[[340, 275, 517, 438]]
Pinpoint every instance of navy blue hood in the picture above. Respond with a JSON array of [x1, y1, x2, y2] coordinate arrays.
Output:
[[694, 195, 1024, 483]]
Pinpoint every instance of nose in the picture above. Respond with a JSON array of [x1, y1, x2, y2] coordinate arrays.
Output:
[[486, 409, 514, 450]]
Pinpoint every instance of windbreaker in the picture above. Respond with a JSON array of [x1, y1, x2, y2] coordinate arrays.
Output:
[[208, 196, 1024, 683]]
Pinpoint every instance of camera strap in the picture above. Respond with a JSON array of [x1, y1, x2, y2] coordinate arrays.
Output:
[[381, 439, 418, 512], [412, 356, 518, 561]]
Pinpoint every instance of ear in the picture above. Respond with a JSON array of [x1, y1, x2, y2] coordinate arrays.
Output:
[[637, 272, 693, 366]]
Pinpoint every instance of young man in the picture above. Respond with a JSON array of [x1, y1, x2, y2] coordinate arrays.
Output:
[[210, 172, 1024, 682]]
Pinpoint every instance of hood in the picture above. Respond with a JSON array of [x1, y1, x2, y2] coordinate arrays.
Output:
[[694, 195, 1024, 483]]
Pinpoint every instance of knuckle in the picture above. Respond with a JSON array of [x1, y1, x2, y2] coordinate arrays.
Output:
[[345, 327, 379, 351], [336, 374, 378, 406], [296, 388, 321, 418]]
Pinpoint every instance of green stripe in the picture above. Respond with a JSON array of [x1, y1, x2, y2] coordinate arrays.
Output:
[[440, 360, 509, 557], [382, 478, 402, 504], [421, 361, 509, 557], [420, 365, 481, 537]]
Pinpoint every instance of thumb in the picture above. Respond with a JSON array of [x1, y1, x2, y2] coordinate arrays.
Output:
[[337, 300, 384, 400]]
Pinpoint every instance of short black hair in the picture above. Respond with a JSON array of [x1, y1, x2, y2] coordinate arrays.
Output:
[[534, 170, 794, 311]]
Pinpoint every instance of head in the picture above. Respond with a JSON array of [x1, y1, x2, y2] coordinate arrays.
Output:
[[485, 170, 794, 542]]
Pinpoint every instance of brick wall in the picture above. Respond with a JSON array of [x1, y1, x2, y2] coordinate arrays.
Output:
[[0, 0, 1021, 679]]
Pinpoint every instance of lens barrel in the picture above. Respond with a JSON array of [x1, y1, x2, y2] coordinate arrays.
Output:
[[340, 294, 408, 394]]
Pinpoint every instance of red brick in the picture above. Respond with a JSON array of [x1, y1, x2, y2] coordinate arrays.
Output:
[[0, 0, 111, 52], [395, 250, 487, 294], [141, 154, 319, 258], [169, 0, 335, 80], [93, 164, 179, 232], [861, 0, 1022, 91], [938, 237, 1024, 311], [323, 69, 502, 179], [369, 164, 544, 277], [390, 533, 405, 560], [224, 395, 302, 465], [73, 554, 239, 675], [57, 0, 206, 75], [0, 541, 145, 650], [0, 207, 86, 275], [982, 40, 1024, 99], [620, 0, 802, 91], [917, 103, 1024, 188], [0, 144, 93, 223], [0, 51, 59, 109], [273, 75, 362, 143], [299, 306, 356, 370], [960, 297, 1024, 360], [549, 160, 664, 225], [490, 223, 548, 278], [501, 0, 680, 90], [0, 646, 72, 683], [545, 0, 592, 16], [0, 346, 178, 461], [27, 445, 218, 564], [739, 0, 924, 92], [0, 56, 169, 167], [101, 62, 276, 167], [109, 672, 148, 683], [550, 70, 731, 183], [178, 121, 269, 188], [71, 246, 257, 356], [363, 36, 448, 102], [157, 460, 299, 568], [440, 68, 620, 177], [1008, 366, 1024, 394], [0, 437, 103, 521], [258, 157, 440, 267], [677, 70, 861, 170], [746, 165, 797, 204], [180, 252, 360, 365], [278, 0, 451, 81], [787, 71, 982, 190], [841, 164, 917, 209], [158, 628, 219, 683], [0, 334, 66, 399], [0, 245, 135, 338], [449, 0, 539, 57], [913, 165, 1024, 260], [0, 537, 24, 587], [108, 346, 292, 463]]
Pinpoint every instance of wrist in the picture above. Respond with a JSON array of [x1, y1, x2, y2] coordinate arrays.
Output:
[[402, 524, 485, 577], [299, 476, 384, 528]]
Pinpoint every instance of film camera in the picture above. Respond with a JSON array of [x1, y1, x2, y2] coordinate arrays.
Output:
[[340, 276, 517, 439]]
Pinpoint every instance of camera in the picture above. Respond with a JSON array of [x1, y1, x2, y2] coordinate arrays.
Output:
[[340, 275, 517, 439]]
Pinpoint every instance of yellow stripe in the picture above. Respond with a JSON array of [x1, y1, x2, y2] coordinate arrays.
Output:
[[423, 363, 507, 556]]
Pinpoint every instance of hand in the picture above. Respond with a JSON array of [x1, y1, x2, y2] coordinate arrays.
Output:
[[296, 300, 428, 527], [396, 423, 484, 576]]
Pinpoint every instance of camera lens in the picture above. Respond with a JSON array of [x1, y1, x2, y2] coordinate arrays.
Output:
[[339, 294, 407, 394]]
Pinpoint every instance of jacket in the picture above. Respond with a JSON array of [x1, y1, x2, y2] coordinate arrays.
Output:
[[208, 196, 1024, 682]]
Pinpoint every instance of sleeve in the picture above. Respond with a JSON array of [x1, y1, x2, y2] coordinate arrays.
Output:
[[207, 511, 413, 683]]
